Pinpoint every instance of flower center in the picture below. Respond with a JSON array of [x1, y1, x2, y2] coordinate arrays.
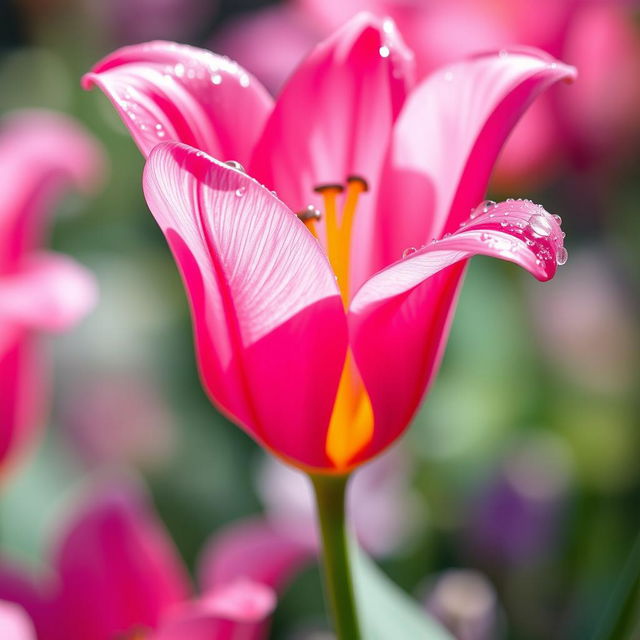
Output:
[[303, 176, 369, 306], [298, 177, 373, 469]]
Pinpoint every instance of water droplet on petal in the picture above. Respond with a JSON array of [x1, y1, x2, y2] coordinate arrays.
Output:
[[235, 186, 246, 197], [556, 246, 568, 265], [225, 160, 245, 172], [552, 214, 562, 225], [211, 74, 222, 85], [480, 200, 496, 214], [402, 247, 417, 258], [379, 45, 390, 58], [382, 18, 394, 34], [174, 63, 185, 77], [529, 213, 552, 237]]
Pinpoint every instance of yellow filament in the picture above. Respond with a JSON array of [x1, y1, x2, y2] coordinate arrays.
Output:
[[303, 217, 318, 238], [326, 350, 374, 469], [336, 177, 368, 304], [315, 185, 343, 280]]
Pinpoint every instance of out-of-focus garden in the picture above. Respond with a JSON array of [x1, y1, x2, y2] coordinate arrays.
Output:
[[0, 0, 639, 638]]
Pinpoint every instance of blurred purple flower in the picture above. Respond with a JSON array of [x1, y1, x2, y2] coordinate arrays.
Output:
[[468, 434, 573, 564]]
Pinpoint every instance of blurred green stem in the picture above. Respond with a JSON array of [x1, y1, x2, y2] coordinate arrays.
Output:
[[592, 529, 640, 640], [310, 473, 362, 640]]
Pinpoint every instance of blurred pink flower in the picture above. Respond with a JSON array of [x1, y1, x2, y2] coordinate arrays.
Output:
[[0, 600, 36, 640], [256, 449, 423, 556], [212, 0, 639, 186], [61, 371, 175, 469], [0, 480, 275, 640], [84, 14, 572, 472], [197, 449, 424, 620], [528, 248, 639, 395], [0, 111, 101, 479]]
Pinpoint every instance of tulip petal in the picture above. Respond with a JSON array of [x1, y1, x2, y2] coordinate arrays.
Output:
[[350, 200, 567, 464], [250, 12, 415, 296], [83, 41, 273, 163], [50, 481, 191, 639], [0, 253, 97, 334], [0, 111, 103, 271], [155, 579, 275, 640], [251, 12, 413, 208], [143, 142, 347, 469], [198, 518, 312, 593], [0, 336, 46, 474], [372, 48, 576, 273]]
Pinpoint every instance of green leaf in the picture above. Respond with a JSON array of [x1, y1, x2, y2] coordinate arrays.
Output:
[[592, 531, 640, 640], [352, 542, 455, 640]]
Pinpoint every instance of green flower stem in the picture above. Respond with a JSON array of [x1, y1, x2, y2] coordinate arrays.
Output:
[[310, 472, 362, 640]]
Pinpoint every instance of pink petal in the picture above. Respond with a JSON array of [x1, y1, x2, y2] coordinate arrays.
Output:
[[372, 49, 575, 274], [82, 41, 273, 164], [50, 480, 191, 640], [143, 142, 347, 469], [154, 579, 275, 640], [0, 111, 103, 272], [0, 253, 97, 333], [0, 335, 47, 473], [349, 200, 567, 465], [0, 601, 36, 640], [198, 518, 311, 593], [249, 12, 415, 294]]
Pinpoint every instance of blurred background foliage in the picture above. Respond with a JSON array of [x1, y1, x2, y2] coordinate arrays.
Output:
[[0, 0, 638, 638]]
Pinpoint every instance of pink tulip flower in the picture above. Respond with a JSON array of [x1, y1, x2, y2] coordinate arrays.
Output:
[[0, 111, 101, 478], [83, 14, 573, 473], [0, 480, 275, 640]]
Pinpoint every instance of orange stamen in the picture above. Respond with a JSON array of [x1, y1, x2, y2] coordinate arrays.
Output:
[[314, 184, 344, 279]]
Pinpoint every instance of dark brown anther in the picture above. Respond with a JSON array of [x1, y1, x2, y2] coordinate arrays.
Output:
[[346, 175, 369, 192], [313, 183, 345, 194], [297, 205, 322, 221]]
